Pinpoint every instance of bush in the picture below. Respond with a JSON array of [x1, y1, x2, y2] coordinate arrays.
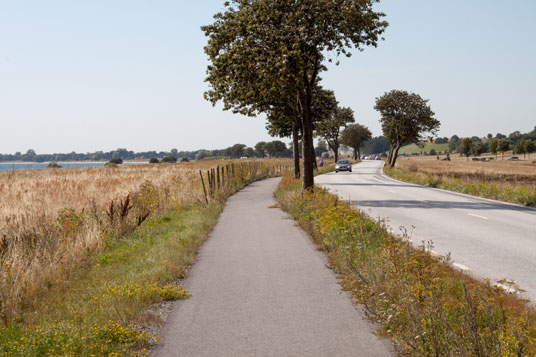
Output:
[[180, 157, 190, 163], [47, 162, 61, 168], [429, 148, 437, 155], [108, 158, 123, 165], [408, 163, 418, 172], [161, 156, 177, 163], [149, 158, 159, 164]]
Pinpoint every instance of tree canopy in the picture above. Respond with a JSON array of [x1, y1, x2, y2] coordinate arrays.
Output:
[[202, 0, 387, 188], [316, 106, 355, 162], [340, 123, 372, 160], [457, 138, 473, 160], [498, 139, 510, 159], [375, 90, 439, 167]]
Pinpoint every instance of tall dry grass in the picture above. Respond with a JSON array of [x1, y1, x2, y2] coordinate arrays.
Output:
[[388, 157, 536, 206], [0, 159, 290, 323], [396, 157, 536, 186]]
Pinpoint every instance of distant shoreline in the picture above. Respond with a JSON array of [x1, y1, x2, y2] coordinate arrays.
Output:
[[0, 160, 149, 164]]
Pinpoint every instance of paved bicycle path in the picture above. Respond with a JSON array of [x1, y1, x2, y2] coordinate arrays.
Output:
[[154, 177, 393, 356]]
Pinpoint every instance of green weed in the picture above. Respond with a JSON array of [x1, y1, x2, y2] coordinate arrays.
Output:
[[275, 174, 536, 355]]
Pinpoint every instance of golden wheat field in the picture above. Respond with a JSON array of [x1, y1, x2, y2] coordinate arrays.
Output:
[[0, 159, 290, 321]]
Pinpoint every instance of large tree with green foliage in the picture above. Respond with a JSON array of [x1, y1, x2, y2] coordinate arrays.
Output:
[[316, 106, 354, 163], [375, 90, 439, 167], [264, 140, 289, 157], [340, 123, 372, 160], [202, 0, 387, 189], [266, 86, 339, 178], [254, 142, 267, 157], [458, 138, 472, 160], [498, 139, 510, 160], [225, 144, 247, 158], [524, 140, 535, 159], [362, 136, 390, 155], [515, 139, 535, 159], [489, 138, 499, 159]]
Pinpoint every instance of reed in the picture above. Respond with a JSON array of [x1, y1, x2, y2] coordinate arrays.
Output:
[[0, 159, 291, 323]]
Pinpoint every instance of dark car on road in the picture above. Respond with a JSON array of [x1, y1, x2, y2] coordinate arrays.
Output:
[[335, 160, 352, 173]]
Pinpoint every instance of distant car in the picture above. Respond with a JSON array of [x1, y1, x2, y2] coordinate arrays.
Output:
[[508, 156, 519, 161], [335, 160, 352, 173]]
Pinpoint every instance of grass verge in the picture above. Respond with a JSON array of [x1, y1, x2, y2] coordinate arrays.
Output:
[[1, 204, 221, 355], [275, 174, 536, 355], [384, 165, 536, 207]]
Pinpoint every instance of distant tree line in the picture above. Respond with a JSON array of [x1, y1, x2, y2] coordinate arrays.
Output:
[[335, 126, 536, 161], [447, 127, 536, 159], [0, 148, 182, 163], [0, 140, 294, 163]]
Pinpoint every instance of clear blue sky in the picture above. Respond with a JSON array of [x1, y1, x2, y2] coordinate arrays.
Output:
[[1, 0, 535, 154]]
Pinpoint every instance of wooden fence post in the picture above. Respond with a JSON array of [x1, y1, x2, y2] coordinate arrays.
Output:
[[207, 170, 212, 196], [199, 170, 208, 204], [217, 165, 221, 189]]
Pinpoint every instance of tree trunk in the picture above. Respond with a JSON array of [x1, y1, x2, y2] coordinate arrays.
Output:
[[333, 143, 339, 163], [388, 145, 394, 166], [311, 143, 317, 171], [357, 148, 361, 161], [292, 117, 300, 178], [299, 93, 314, 190], [390, 143, 401, 167], [353, 148, 357, 160]]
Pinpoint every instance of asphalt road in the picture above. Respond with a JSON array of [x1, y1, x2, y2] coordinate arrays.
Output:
[[316, 160, 536, 300], [154, 178, 393, 356]]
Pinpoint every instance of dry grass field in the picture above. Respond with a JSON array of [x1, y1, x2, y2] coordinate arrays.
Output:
[[395, 155, 536, 187], [387, 155, 536, 206], [0, 159, 290, 324]]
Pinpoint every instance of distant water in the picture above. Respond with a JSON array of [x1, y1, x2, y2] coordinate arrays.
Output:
[[0, 162, 147, 172]]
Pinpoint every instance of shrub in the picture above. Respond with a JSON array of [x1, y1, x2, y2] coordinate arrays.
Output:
[[149, 158, 159, 164], [408, 163, 418, 172], [161, 156, 177, 163], [47, 162, 61, 168], [180, 157, 190, 163], [108, 158, 123, 165]]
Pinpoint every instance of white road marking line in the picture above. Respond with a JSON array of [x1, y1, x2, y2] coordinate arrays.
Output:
[[388, 190, 396, 194], [468, 213, 489, 220], [453, 263, 471, 271], [495, 283, 517, 294], [430, 250, 440, 256]]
